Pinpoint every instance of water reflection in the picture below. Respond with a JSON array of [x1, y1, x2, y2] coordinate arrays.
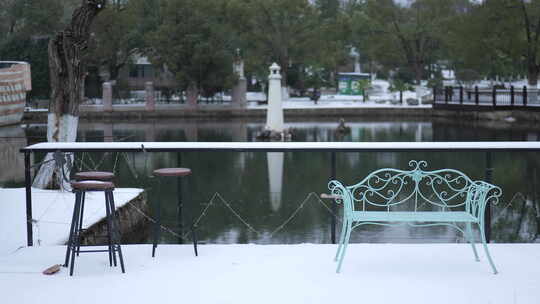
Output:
[[267, 152, 284, 212], [493, 194, 539, 242], [11, 118, 540, 244]]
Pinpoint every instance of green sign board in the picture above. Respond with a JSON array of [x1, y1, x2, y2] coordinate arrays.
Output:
[[338, 73, 370, 95]]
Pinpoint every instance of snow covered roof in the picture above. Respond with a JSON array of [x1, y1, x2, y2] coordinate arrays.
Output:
[[338, 72, 371, 77]]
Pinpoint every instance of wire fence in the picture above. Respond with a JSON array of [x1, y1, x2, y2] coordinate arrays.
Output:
[[27, 148, 343, 245], [22, 144, 540, 246]]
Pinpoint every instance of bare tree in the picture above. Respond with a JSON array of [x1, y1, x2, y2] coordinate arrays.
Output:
[[34, 0, 106, 189], [517, 0, 540, 86]]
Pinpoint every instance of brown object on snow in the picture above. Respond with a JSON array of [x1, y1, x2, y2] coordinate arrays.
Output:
[[42, 264, 62, 275]]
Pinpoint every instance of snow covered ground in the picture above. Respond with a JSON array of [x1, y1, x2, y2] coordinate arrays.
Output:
[[0, 243, 538, 304], [247, 97, 431, 110], [0, 188, 143, 256]]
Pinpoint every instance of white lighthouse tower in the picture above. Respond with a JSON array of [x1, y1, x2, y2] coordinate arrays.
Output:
[[266, 63, 284, 133]]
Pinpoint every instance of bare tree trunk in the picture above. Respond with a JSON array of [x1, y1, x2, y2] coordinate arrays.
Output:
[[33, 0, 106, 189], [279, 59, 289, 100], [413, 60, 423, 85], [528, 64, 539, 87], [527, 64, 539, 105]]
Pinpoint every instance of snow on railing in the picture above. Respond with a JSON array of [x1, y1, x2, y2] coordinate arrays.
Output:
[[21, 141, 540, 152]]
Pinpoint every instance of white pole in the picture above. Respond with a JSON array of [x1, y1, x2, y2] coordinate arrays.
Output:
[[266, 63, 284, 132]]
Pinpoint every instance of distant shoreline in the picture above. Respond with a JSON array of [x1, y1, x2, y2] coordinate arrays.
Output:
[[22, 104, 540, 124]]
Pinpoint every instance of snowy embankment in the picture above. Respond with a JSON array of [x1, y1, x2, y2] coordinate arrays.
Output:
[[248, 98, 432, 110], [0, 188, 143, 256], [0, 243, 538, 304]]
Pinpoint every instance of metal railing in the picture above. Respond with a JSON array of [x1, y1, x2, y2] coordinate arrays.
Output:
[[433, 86, 540, 110], [20, 141, 540, 247]]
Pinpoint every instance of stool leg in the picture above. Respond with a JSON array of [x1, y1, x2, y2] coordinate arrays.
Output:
[[104, 191, 116, 267], [69, 192, 83, 276], [179, 175, 198, 256], [64, 190, 82, 267], [177, 181, 184, 245], [185, 176, 198, 257], [76, 192, 86, 256], [108, 190, 125, 273], [152, 179, 162, 257], [192, 223, 198, 257]]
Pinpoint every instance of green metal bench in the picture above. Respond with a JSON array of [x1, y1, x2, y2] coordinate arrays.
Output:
[[328, 160, 502, 274]]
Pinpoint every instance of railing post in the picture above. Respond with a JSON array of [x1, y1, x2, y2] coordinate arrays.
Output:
[[177, 152, 184, 244], [444, 87, 448, 104], [433, 87, 437, 104], [400, 90, 403, 105], [524, 86, 528, 106], [475, 86, 479, 105], [534, 169, 539, 214], [510, 85, 515, 106], [485, 152, 493, 243], [102, 82, 113, 112], [24, 151, 33, 246], [492, 86, 496, 107], [459, 86, 463, 104], [330, 152, 337, 244], [145, 81, 156, 112]]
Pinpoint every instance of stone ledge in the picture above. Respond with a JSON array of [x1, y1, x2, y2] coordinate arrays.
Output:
[[23, 106, 540, 123], [80, 191, 150, 245]]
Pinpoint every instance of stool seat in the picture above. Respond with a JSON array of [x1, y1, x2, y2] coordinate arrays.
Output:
[[151, 167, 197, 257], [71, 180, 115, 191], [74, 171, 114, 181], [153, 168, 192, 177]]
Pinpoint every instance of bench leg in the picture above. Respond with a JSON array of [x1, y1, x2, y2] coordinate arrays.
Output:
[[466, 222, 479, 262], [334, 219, 348, 262], [478, 223, 498, 274], [336, 222, 352, 273]]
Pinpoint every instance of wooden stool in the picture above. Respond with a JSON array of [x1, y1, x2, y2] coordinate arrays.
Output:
[[64, 180, 125, 276], [72, 171, 115, 259], [152, 168, 197, 257]]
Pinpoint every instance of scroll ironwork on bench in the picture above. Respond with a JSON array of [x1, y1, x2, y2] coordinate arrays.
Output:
[[328, 160, 502, 274]]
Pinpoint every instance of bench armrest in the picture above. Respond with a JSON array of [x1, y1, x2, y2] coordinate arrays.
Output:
[[467, 181, 502, 219], [328, 180, 356, 219]]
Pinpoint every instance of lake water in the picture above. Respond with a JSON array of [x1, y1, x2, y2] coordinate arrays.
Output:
[[2, 117, 539, 244]]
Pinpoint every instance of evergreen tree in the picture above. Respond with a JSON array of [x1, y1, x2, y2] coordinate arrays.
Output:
[[482, 0, 540, 86], [360, 0, 461, 84], [0, 0, 68, 99], [147, 0, 237, 106], [226, 0, 322, 89], [85, 1, 142, 83]]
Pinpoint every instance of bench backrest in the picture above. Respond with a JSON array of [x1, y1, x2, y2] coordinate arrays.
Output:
[[329, 160, 502, 220]]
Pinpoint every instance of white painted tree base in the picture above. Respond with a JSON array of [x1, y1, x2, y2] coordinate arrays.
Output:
[[33, 114, 79, 190]]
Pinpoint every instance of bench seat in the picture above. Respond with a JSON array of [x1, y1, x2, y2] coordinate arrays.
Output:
[[328, 160, 502, 274], [352, 211, 477, 223]]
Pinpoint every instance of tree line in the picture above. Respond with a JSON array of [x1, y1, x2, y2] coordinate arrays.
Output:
[[2, 0, 540, 101]]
